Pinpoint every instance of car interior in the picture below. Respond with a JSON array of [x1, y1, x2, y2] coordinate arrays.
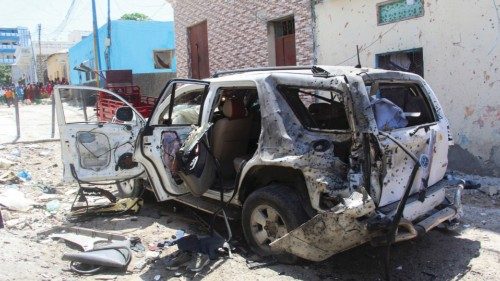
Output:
[[277, 86, 352, 164], [370, 83, 436, 128], [207, 87, 261, 190]]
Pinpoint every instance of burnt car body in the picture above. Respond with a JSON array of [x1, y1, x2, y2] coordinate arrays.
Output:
[[54, 66, 463, 261]]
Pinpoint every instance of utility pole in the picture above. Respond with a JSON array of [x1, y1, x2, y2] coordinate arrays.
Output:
[[91, 0, 102, 87], [28, 30, 38, 83], [37, 24, 41, 56], [105, 0, 111, 70]]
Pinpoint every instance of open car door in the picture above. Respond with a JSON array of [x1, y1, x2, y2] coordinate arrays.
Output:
[[54, 85, 146, 183], [134, 79, 216, 201]]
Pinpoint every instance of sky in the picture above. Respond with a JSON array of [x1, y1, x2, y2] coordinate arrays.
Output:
[[0, 0, 174, 41]]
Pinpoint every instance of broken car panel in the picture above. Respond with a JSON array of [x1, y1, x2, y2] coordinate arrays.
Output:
[[53, 86, 146, 183], [54, 66, 463, 262]]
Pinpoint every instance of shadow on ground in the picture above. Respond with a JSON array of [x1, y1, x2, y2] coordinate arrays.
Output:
[[56, 196, 481, 281]]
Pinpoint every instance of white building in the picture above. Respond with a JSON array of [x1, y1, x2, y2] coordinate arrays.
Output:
[[313, 0, 500, 174], [0, 26, 37, 84]]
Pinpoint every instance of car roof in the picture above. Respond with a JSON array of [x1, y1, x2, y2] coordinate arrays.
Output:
[[205, 65, 422, 83]]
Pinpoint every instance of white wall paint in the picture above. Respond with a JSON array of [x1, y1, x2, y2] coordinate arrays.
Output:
[[314, 0, 500, 170]]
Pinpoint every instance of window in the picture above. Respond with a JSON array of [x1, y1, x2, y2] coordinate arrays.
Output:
[[274, 18, 295, 37], [153, 49, 174, 69], [376, 48, 423, 77], [377, 0, 424, 25], [278, 86, 349, 131], [160, 83, 207, 126], [368, 82, 436, 130]]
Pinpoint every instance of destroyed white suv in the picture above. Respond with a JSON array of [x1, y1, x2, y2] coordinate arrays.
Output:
[[54, 66, 463, 262]]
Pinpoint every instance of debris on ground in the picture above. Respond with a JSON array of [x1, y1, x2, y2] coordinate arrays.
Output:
[[0, 171, 18, 184], [246, 257, 278, 269], [45, 200, 61, 214], [16, 170, 32, 182], [0, 141, 498, 280], [39, 226, 129, 252], [0, 158, 15, 169], [9, 148, 21, 157], [0, 188, 35, 212], [33, 182, 56, 194], [0, 209, 4, 228], [62, 242, 132, 275], [39, 150, 52, 157]]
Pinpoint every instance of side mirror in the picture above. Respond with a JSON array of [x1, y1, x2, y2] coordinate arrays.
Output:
[[115, 106, 134, 122]]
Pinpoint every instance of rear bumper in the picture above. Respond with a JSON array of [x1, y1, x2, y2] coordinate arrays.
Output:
[[270, 179, 464, 262]]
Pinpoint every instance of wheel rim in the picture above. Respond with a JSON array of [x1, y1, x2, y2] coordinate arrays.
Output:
[[250, 204, 288, 246]]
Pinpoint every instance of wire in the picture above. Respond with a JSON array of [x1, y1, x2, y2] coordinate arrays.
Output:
[[49, 0, 79, 39], [336, 22, 400, 65]]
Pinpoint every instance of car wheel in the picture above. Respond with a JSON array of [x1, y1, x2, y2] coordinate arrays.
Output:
[[242, 184, 309, 263], [116, 179, 143, 198]]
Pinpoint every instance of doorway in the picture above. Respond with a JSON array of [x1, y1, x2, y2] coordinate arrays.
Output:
[[274, 17, 296, 66], [187, 21, 210, 79]]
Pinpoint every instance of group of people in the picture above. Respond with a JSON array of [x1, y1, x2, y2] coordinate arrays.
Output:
[[0, 79, 68, 107]]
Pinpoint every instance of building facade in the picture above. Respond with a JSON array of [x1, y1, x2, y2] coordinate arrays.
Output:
[[0, 27, 37, 84], [68, 20, 176, 87], [167, 0, 314, 78], [313, 0, 500, 174], [166, 0, 499, 174], [33, 41, 77, 83], [46, 52, 69, 82]]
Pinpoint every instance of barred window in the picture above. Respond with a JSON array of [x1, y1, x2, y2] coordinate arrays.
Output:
[[377, 0, 424, 25]]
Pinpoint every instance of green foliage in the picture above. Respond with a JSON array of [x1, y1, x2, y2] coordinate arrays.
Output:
[[0, 65, 12, 85], [120, 13, 151, 21]]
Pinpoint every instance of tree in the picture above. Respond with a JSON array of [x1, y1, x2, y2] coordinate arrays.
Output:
[[120, 13, 151, 21], [0, 65, 12, 85]]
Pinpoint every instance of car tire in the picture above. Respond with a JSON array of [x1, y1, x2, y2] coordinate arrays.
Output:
[[116, 179, 143, 198], [241, 184, 309, 264]]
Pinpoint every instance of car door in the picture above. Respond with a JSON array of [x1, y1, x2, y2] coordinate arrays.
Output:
[[371, 81, 449, 206], [134, 79, 217, 201], [54, 85, 146, 183]]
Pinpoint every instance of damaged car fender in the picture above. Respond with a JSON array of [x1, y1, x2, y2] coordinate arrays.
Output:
[[270, 191, 376, 261]]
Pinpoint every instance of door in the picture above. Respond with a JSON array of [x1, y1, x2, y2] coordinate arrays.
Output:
[[274, 18, 296, 66], [54, 85, 145, 183], [371, 82, 449, 206], [188, 21, 210, 79], [134, 79, 216, 201]]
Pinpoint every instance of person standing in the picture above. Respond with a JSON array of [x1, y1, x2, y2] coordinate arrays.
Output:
[[0, 87, 5, 105], [4, 87, 14, 107], [34, 83, 42, 101], [15, 84, 24, 100]]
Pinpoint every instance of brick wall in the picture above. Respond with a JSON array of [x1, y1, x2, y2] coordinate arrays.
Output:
[[169, 0, 314, 78]]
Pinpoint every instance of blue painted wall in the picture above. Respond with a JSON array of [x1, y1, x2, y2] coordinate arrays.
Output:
[[69, 20, 175, 84]]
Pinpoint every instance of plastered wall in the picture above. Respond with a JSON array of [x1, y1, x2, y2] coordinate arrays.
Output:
[[314, 0, 500, 174]]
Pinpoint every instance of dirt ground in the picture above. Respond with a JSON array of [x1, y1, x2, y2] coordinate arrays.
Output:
[[0, 104, 499, 281]]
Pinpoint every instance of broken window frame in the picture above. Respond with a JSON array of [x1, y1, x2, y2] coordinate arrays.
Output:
[[367, 80, 439, 132], [277, 85, 351, 133], [151, 82, 210, 127]]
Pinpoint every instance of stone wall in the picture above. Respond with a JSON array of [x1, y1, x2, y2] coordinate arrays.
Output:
[[168, 0, 314, 78]]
